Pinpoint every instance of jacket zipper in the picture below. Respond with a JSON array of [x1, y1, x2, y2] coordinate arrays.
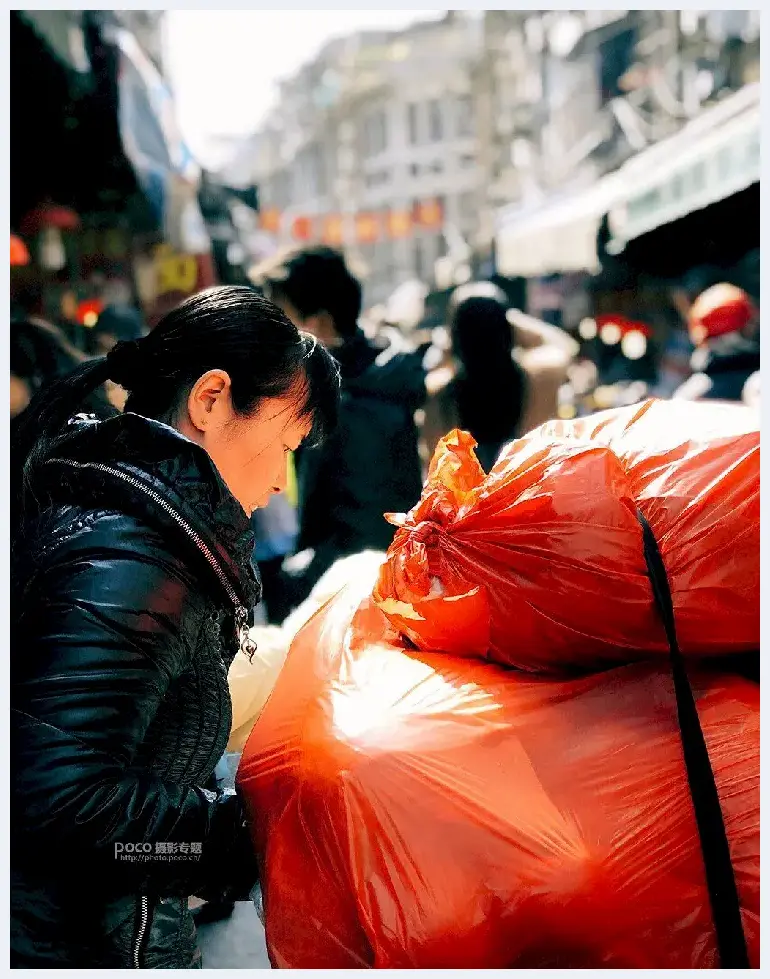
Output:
[[49, 458, 256, 658], [134, 895, 149, 969]]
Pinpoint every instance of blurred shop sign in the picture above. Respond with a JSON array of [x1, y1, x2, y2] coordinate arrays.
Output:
[[155, 246, 199, 296], [135, 245, 216, 327]]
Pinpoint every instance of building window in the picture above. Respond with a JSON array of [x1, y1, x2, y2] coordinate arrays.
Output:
[[430, 160, 444, 174], [409, 162, 420, 178], [428, 99, 443, 141], [407, 103, 420, 145], [456, 94, 474, 137], [378, 110, 388, 154], [362, 110, 388, 158], [524, 16, 545, 54], [364, 170, 390, 188], [599, 26, 638, 102], [414, 237, 426, 280], [459, 191, 477, 225], [375, 238, 393, 283]]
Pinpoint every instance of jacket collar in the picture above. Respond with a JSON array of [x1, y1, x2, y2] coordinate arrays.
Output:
[[331, 328, 380, 380], [39, 413, 259, 609]]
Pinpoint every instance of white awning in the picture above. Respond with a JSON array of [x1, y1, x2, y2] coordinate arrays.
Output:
[[608, 83, 760, 246], [494, 174, 621, 278]]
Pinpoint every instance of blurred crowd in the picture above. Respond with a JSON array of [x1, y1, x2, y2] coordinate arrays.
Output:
[[11, 246, 760, 628]]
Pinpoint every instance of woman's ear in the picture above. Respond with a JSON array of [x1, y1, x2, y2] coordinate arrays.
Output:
[[186, 369, 233, 434]]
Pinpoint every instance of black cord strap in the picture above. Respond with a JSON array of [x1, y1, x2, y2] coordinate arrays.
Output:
[[635, 509, 749, 969]]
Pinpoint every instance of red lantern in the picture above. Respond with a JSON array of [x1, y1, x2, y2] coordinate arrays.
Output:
[[10, 234, 31, 267], [321, 215, 345, 247], [77, 299, 105, 328], [385, 210, 412, 239], [291, 216, 314, 242], [413, 198, 444, 229], [260, 209, 282, 235], [355, 212, 380, 244], [596, 315, 652, 338]]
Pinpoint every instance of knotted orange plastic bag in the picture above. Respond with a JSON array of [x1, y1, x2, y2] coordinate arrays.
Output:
[[375, 399, 758, 671], [237, 584, 759, 968]]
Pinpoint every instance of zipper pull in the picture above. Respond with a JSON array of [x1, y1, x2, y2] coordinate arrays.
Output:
[[235, 605, 257, 660]]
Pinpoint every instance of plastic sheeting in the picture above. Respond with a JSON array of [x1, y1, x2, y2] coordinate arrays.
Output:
[[375, 399, 759, 672], [227, 552, 386, 753], [237, 582, 759, 968]]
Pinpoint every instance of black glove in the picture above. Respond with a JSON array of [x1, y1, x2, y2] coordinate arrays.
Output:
[[193, 789, 259, 903]]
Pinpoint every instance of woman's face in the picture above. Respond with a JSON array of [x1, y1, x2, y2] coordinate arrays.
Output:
[[177, 370, 311, 515]]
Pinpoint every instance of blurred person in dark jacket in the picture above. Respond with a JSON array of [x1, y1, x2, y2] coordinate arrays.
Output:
[[674, 283, 760, 403], [10, 317, 119, 422], [91, 303, 146, 355], [251, 488, 299, 625], [252, 246, 426, 606]]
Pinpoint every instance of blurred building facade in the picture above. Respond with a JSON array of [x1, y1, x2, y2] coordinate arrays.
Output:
[[252, 12, 484, 305], [241, 9, 758, 311], [490, 10, 759, 312]]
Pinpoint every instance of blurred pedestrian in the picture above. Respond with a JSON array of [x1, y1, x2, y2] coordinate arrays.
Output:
[[90, 302, 146, 355], [11, 286, 340, 968], [10, 317, 119, 422], [674, 283, 760, 402], [251, 487, 299, 625], [422, 283, 578, 470], [252, 246, 426, 606]]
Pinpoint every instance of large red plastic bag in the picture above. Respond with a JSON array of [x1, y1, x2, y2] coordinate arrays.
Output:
[[236, 585, 759, 968], [374, 399, 758, 671]]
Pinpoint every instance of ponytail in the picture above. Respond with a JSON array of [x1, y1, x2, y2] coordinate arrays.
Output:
[[12, 357, 112, 524]]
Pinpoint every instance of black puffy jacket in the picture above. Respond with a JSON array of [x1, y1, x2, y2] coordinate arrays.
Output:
[[11, 413, 261, 968], [288, 328, 426, 602]]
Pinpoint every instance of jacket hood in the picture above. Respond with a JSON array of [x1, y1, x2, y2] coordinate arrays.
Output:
[[339, 329, 426, 411], [33, 412, 258, 609]]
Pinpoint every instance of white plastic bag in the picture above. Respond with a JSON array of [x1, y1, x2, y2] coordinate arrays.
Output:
[[227, 626, 290, 752], [227, 552, 386, 752]]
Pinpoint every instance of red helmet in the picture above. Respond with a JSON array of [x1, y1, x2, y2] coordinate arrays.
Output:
[[688, 284, 757, 345]]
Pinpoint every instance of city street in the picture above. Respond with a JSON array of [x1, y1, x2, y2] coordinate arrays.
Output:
[[9, 8, 760, 971]]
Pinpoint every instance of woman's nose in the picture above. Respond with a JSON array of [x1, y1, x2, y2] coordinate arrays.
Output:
[[272, 457, 290, 495]]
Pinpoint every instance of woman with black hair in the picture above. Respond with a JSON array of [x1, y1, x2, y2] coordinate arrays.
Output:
[[422, 283, 578, 471], [11, 286, 340, 968]]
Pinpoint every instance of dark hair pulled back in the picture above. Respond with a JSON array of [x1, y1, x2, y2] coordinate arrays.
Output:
[[14, 286, 340, 514], [255, 246, 363, 338], [448, 282, 526, 447]]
